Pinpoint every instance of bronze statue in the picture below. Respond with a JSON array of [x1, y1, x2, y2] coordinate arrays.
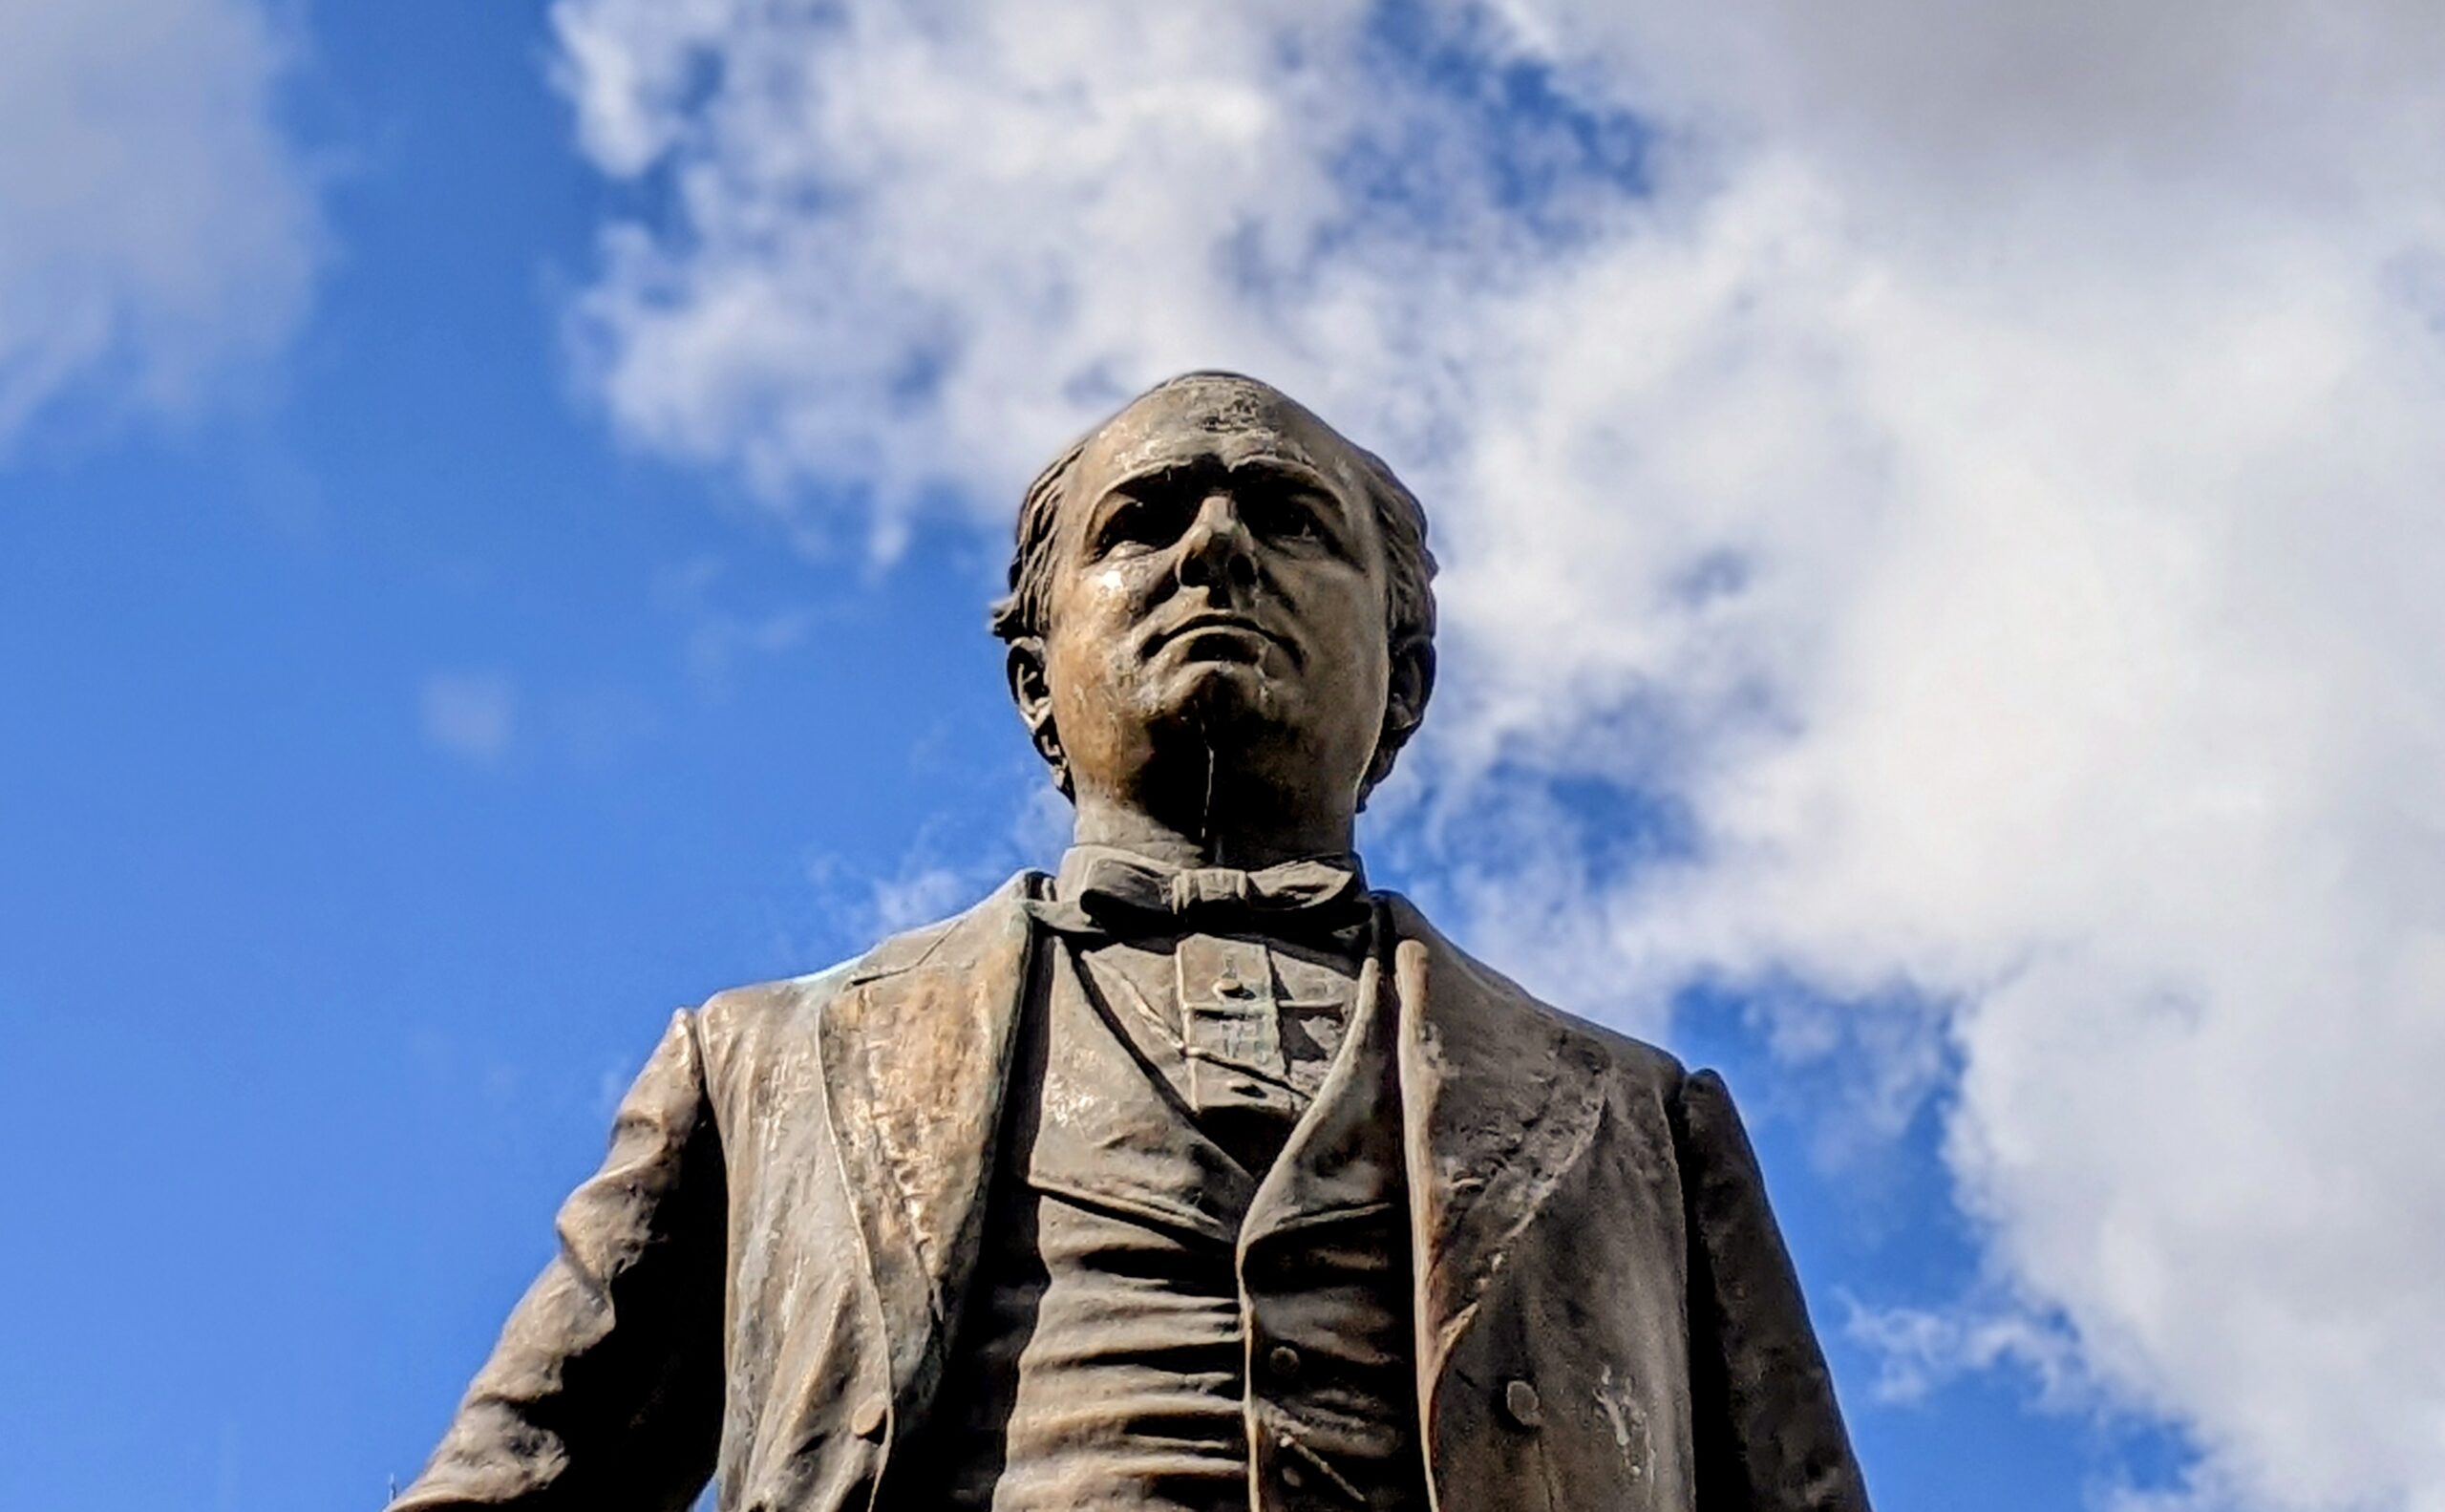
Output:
[[389, 373, 1871, 1511]]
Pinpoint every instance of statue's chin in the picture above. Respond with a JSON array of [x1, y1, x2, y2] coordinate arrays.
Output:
[[1146, 656, 1286, 735], [1089, 670, 1358, 834]]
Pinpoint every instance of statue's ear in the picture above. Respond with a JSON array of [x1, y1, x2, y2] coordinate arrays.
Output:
[[1358, 637, 1435, 810], [1006, 638, 1071, 795]]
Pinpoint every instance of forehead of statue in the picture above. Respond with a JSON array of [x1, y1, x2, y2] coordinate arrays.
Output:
[[1070, 379, 1366, 507]]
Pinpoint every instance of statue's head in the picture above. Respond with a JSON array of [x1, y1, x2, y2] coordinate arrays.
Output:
[[993, 373, 1436, 844]]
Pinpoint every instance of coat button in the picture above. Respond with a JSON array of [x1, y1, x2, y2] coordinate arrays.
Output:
[[1266, 1344, 1303, 1380], [1499, 1377, 1543, 1431], [850, 1395, 888, 1439]]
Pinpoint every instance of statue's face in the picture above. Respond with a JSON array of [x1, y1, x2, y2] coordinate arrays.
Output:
[[1034, 379, 1395, 821]]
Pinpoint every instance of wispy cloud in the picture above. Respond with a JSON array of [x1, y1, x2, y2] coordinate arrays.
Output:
[[419, 671, 518, 766], [546, 5, 2445, 1507], [803, 780, 1071, 959], [651, 555, 821, 693], [0, 0, 323, 448], [1847, 1297, 2080, 1409]]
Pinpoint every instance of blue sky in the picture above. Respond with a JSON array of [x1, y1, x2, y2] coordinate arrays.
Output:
[[10, 5, 2445, 1511], [2, 5, 1021, 1501]]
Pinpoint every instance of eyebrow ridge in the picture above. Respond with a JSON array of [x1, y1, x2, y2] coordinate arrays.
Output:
[[1106, 458, 1342, 518]]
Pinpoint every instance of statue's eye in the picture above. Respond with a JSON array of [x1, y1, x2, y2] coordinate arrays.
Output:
[[1092, 495, 1176, 557], [1246, 485, 1330, 548]]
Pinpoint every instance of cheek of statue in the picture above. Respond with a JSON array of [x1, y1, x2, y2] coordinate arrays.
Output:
[[1040, 583, 1153, 787]]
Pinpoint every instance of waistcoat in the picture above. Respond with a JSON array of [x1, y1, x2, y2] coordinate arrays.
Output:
[[886, 921, 1429, 1512]]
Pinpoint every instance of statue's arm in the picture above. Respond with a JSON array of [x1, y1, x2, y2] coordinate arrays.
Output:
[[1671, 1067, 1873, 1512], [389, 1009, 727, 1512]]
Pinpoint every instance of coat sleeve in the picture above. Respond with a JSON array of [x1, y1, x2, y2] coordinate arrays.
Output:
[[1671, 1067, 1872, 1512], [389, 1010, 728, 1512]]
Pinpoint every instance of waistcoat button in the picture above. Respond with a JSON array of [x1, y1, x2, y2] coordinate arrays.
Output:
[[1267, 1343, 1303, 1380], [1499, 1377, 1543, 1431], [850, 1395, 888, 1439]]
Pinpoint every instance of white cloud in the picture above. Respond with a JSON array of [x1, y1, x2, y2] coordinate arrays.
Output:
[[546, 3, 2445, 1507], [1847, 1298, 2077, 1409], [0, 0, 321, 447], [420, 671, 518, 766]]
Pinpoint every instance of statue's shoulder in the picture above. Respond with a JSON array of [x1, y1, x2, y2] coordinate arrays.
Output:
[[1382, 891, 1687, 1100], [691, 871, 1042, 1051]]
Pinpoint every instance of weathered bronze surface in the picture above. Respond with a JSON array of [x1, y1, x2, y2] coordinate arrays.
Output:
[[389, 374, 1871, 1511]]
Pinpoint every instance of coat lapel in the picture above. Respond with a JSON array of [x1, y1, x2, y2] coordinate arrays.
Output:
[[812, 879, 1610, 1461], [816, 874, 1040, 1410], [1388, 895, 1615, 1391]]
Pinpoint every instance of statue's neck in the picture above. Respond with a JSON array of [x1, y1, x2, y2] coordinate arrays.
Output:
[[1068, 789, 1355, 870]]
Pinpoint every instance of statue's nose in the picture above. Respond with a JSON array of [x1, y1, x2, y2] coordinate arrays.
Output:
[[1176, 493, 1258, 592]]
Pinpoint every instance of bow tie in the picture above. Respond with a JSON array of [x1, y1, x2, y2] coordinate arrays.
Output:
[[1031, 848, 1371, 942]]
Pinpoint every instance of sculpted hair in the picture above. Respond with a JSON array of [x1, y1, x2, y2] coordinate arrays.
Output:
[[990, 372, 1438, 798]]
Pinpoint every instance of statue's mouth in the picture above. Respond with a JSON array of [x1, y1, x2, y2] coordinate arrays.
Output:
[[1147, 611, 1299, 667]]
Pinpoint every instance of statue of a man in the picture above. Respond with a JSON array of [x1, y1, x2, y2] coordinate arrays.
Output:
[[389, 373, 1871, 1511]]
